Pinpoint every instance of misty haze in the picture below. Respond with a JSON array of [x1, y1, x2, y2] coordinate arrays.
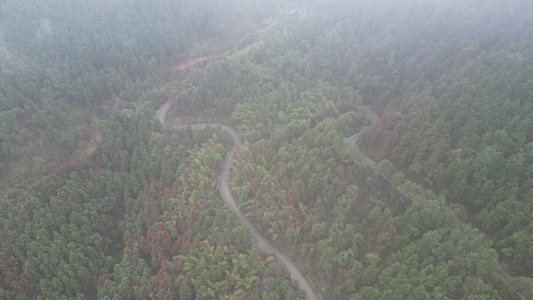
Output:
[[0, 0, 532, 299]]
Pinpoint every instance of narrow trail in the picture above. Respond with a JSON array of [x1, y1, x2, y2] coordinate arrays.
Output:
[[162, 28, 264, 75], [93, 114, 101, 142], [158, 110, 319, 300], [166, 51, 231, 74], [348, 106, 379, 143], [348, 106, 391, 181], [84, 114, 101, 154]]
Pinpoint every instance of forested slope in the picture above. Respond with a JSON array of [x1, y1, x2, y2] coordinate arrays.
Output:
[[2, 0, 533, 299], [165, 0, 533, 298], [0, 0, 305, 299], [0, 0, 278, 182]]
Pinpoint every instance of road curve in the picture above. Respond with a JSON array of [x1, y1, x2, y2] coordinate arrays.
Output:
[[347, 107, 392, 181], [158, 106, 319, 300], [348, 106, 379, 143]]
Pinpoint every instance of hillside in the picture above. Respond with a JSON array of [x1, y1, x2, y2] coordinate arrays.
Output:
[[1, 0, 533, 299]]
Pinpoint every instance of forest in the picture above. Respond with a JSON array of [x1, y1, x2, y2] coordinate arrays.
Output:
[[1, 0, 533, 299]]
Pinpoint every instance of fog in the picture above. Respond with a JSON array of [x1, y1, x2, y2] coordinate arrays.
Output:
[[0, 0, 532, 299]]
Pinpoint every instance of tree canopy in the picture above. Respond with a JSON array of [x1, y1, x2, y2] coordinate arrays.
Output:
[[2, 0, 533, 299]]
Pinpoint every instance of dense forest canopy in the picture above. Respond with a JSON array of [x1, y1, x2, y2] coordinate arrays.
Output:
[[1, 0, 533, 299]]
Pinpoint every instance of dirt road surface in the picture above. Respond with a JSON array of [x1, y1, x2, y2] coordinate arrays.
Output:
[[162, 114, 319, 299]]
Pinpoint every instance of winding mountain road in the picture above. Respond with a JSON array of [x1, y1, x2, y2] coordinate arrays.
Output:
[[157, 106, 319, 300], [156, 96, 389, 299], [150, 17, 388, 299], [152, 24, 386, 296]]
